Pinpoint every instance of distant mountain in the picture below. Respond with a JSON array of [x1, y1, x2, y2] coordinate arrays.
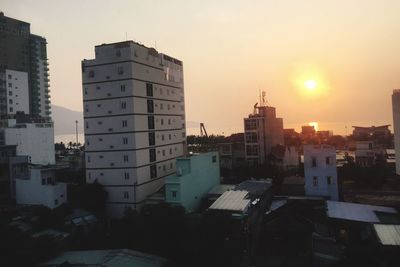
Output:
[[51, 105, 83, 135]]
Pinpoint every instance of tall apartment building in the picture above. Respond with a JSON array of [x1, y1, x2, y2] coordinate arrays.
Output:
[[304, 144, 338, 200], [392, 89, 400, 175], [244, 104, 283, 165], [0, 12, 51, 120], [82, 41, 186, 218]]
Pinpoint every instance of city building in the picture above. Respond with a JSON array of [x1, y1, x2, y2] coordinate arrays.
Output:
[[244, 103, 283, 165], [165, 152, 220, 212], [392, 89, 400, 175], [15, 166, 67, 209], [0, 12, 51, 119], [269, 145, 299, 170], [354, 141, 385, 167], [352, 125, 391, 138], [218, 133, 245, 170], [82, 41, 186, 218], [0, 145, 29, 202], [1, 119, 55, 165], [304, 145, 339, 200]]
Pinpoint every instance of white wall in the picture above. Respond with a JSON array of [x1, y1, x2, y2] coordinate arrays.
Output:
[[5, 69, 29, 115], [4, 122, 55, 165], [82, 41, 186, 218], [16, 168, 67, 209], [304, 145, 338, 200]]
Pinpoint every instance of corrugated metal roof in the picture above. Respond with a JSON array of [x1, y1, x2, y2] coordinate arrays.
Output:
[[374, 224, 400, 246], [327, 201, 397, 223], [42, 249, 166, 267], [209, 190, 251, 213]]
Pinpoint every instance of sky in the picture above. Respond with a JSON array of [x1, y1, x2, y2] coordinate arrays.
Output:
[[3, 0, 400, 135]]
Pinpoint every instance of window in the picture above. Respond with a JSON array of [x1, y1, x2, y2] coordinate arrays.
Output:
[[9, 107, 13, 112], [117, 66, 124, 75], [41, 178, 45, 185], [172, 190, 177, 198], [123, 137, 128, 144], [8, 82, 12, 87], [246, 145, 258, 156], [162, 150, 166, 156], [9, 99, 12, 104], [99, 138, 103, 141], [313, 176, 318, 186], [8, 91, 12, 96], [326, 157, 330, 165], [244, 119, 257, 130], [148, 132, 155, 146], [146, 83, 153, 96], [89, 70, 95, 78], [161, 119, 164, 125], [170, 162, 173, 169], [245, 132, 258, 143], [124, 172, 130, 180], [148, 116, 155, 129], [121, 101, 127, 109], [147, 100, 154, 113], [163, 165, 166, 171], [149, 148, 156, 162], [54, 199, 58, 206], [8, 74, 11, 79], [312, 157, 317, 167], [99, 155, 103, 159], [327, 176, 332, 185], [116, 49, 121, 57], [121, 84, 126, 92], [122, 120, 128, 127], [212, 155, 217, 163], [167, 104, 170, 110], [97, 121, 102, 125], [168, 119, 171, 125], [150, 165, 157, 178], [87, 156, 91, 163], [161, 134, 164, 141], [97, 103, 101, 107], [160, 103, 163, 110], [169, 148, 172, 155], [124, 192, 129, 199], [169, 134, 171, 140], [124, 155, 129, 162]]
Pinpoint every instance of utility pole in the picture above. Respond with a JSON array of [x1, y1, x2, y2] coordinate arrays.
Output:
[[75, 120, 78, 144]]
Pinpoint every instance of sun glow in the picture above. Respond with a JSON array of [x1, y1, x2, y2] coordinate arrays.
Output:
[[309, 122, 319, 131], [305, 80, 317, 90]]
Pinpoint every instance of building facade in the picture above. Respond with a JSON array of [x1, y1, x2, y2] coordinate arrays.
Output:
[[392, 89, 400, 175], [82, 41, 186, 218], [165, 152, 220, 213], [244, 105, 283, 165], [15, 166, 67, 209], [1, 119, 55, 165], [304, 144, 338, 200], [0, 12, 51, 120]]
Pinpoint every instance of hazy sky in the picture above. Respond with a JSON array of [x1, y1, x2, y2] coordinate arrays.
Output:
[[3, 0, 400, 135]]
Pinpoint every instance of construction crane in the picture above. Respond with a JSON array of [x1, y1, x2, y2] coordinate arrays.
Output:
[[200, 123, 208, 137]]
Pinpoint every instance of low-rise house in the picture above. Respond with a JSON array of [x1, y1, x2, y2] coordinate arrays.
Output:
[[281, 176, 305, 196], [165, 152, 220, 213], [355, 141, 386, 167], [269, 145, 299, 170], [16, 166, 67, 209]]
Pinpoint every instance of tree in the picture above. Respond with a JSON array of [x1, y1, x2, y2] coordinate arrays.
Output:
[[77, 182, 108, 213]]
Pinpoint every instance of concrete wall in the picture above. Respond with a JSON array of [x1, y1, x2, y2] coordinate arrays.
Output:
[[165, 152, 220, 213], [4, 122, 55, 165], [5, 69, 29, 115], [304, 145, 338, 200], [16, 168, 67, 209]]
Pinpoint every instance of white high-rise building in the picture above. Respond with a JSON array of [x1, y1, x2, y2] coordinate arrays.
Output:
[[304, 145, 338, 200], [392, 89, 400, 175], [82, 41, 186, 218]]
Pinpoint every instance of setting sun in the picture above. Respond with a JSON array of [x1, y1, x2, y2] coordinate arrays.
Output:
[[305, 80, 317, 90]]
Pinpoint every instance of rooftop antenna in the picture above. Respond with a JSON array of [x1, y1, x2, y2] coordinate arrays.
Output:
[[125, 32, 128, 41], [259, 89, 262, 107]]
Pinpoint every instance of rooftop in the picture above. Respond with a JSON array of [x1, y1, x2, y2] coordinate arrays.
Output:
[[234, 180, 272, 197], [326, 201, 399, 223], [42, 249, 167, 267], [373, 224, 400, 246], [209, 190, 251, 213]]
